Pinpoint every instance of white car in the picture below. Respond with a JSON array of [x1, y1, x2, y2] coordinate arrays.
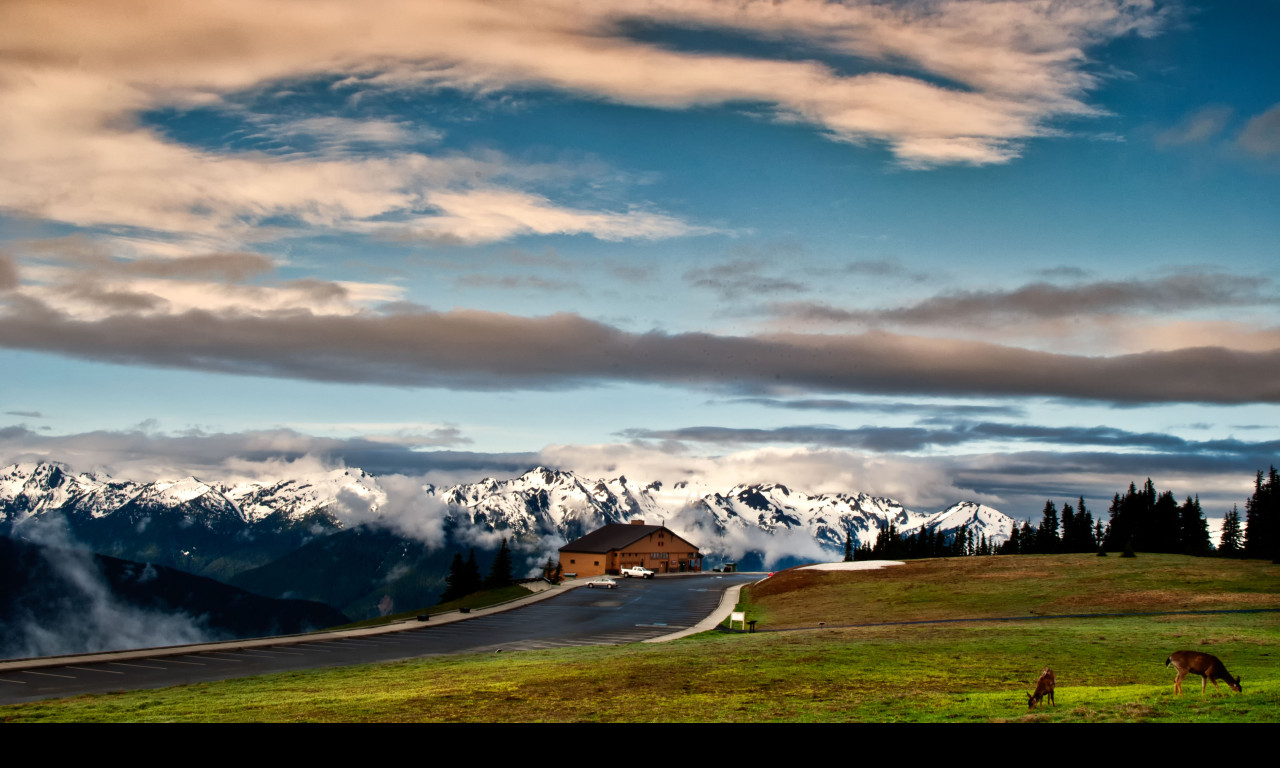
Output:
[[621, 566, 654, 579], [585, 576, 617, 589]]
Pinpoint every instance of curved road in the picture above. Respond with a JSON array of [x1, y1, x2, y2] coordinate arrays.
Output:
[[0, 573, 759, 704]]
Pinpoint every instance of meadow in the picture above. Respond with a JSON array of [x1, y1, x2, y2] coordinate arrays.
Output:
[[3, 554, 1276, 722]]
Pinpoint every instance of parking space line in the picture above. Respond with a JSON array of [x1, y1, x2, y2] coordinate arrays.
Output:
[[108, 662, 167, 670], [22, 670, 76, 679], [66, 666, 124, 675], [0, 678, 28, 685]]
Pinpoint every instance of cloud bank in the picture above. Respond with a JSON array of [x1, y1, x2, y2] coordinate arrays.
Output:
[[2, 295, 1278, 404]]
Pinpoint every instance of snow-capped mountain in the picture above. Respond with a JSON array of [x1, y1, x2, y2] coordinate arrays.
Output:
[[0, 461, 1016, 573]]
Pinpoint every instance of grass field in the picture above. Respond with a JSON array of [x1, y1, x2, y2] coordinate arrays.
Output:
[[3, 554, 1276, 722]]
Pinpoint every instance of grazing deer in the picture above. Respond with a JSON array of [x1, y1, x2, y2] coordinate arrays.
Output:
[[1027, 667, 1055, 708], [1166, 651, 1242, 695]]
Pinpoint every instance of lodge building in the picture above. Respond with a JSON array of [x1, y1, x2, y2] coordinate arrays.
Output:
[[558, 520, 702, 577]]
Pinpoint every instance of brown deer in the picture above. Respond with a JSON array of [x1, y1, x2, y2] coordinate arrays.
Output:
[[1027, 667, 1055, 708], [1166, 651, 1242, 695]]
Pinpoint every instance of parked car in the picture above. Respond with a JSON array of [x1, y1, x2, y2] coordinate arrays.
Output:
[[621, 566, 655, 579], [585, 576, 617, 589]]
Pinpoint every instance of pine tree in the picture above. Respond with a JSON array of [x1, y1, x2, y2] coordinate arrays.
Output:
[[1078, 497, 1095, 552], [1219, 504, 1243, 556], [1061, 502, 1076, 552], [1019, 520, 1037, 554], [1177, 495, 1211, 556], [463, 548, 482, 595], [484, 537, 514, 589], [1037, 500, 1060, 554], [844, 530, 853, 562], [1244, 466, 1279, 562], [1001, 525, 1020, 555], [438, 552, 467, 603], [1153, 490, 1181, 553]]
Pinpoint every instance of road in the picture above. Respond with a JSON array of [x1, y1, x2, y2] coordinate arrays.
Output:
[[0, 573, 760, 704]]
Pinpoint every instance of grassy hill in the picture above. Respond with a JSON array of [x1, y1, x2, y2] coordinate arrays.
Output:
[[3, 554, 1277, 722]]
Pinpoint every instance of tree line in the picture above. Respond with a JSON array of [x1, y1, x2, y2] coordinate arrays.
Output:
[[438, 537, 516, 603], [849, 465, 1279, 563]]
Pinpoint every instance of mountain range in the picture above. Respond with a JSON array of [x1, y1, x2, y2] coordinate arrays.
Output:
[[1, 461, 1015, 619]]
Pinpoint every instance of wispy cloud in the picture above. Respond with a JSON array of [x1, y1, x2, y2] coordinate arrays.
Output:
[[0, 0, 1170, 256], [620, 421, 1280, 461], [1155, 105, 1233, 147], [768, 272, 1275, 328], [1238, 102, 1280, 156], [685, 258, 810, 300], [725, 397, 1026, 419]]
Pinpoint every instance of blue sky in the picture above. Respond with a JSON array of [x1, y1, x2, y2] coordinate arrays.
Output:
[[2, 0, 1278, 522]]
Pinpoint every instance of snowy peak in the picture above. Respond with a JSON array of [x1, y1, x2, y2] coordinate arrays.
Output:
[[916, 501, 1014, 542], [1, 462, 1015, 564]]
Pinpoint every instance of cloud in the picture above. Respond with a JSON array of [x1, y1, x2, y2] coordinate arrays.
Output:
[[1155, 105, 1233, 147], [685, 258, 810, 300], [768, 272, 1274, 328], [0, 0, 1170, 241], [619, 421, 1280, 460], [841, 258, 930, 282], [0, 253, 18, 292], [3, 299, 1280, 405], [4, 521, 218, 658], [725, 397, 1026, 419], [454, 274, 584, 293], [0, 424, 507, 485], [407, 189, 715, 244], [1238, 102, 1280, 156]]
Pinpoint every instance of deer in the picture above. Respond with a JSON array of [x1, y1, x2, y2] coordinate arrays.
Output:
[[1166, 650, 1242, 695], [1027, 667, 1055, 708]]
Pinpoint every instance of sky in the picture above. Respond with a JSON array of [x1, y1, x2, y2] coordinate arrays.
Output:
[[1, 0, 1278, 523]]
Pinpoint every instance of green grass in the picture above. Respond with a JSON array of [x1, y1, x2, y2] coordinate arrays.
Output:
[[745, 553, 1280, 627], [3, 555, 1276, 722]]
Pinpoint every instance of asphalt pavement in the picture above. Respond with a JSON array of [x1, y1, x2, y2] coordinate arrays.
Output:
[[0, 572, 760, 705]]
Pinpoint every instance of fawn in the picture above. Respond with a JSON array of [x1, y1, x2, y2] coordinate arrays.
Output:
[[1027, 667, 1055, 708], [1166, 651, 1242, 695]]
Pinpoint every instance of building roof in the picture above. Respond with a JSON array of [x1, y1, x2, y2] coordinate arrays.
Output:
[[559, 523, 694, 554]]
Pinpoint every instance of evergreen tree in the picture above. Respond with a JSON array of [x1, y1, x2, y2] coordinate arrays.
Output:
[[1219, 504, 1243, 556], [438, 552, 467, 603], [1019, 520, 1037, 554], [1244, 467, 1280, 562], [1037, 500, 1060, 554], [463, 548, 483, 595], [484, 537, 514, 589], [1078, 497, 1095, 552], [1061, 502, 1076, 552], [1000, 525, 1021, 555], [844, 530, 854, 562], [1177, 495, 1211, 556], [1153, 490, 1181, 553]]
